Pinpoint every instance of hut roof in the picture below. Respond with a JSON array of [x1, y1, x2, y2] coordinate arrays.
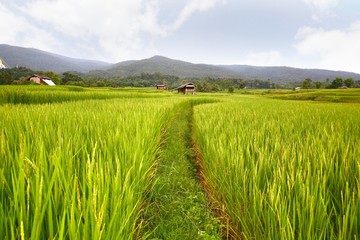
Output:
[[42, 79, 56, 86], [29, 75, 56, 86], [176, 82, 195, 90]]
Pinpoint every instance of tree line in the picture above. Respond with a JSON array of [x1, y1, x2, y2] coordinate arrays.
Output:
[[301, 77, 355, 89], [1, 67, 359, 91]]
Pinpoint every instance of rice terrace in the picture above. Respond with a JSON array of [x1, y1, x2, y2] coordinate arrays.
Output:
[[0, 85, 358, 240]]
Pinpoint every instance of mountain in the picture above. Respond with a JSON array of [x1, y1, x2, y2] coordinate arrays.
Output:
[[0, 44, 111, 73], [90, 56, 360, 82], [2, 44, 360, 82], [88, 55, 240, 79], [222, 65, 360, 83]]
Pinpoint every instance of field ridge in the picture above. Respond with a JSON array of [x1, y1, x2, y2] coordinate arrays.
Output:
[[140, 102, 222, 239], [193, 141, 241, 239]]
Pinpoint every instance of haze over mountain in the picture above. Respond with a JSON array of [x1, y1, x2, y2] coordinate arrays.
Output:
[[89, 56, 360, 82], [88, 56, 240, 79], [1, 44, 360, 83], [220, 65, 360, 83], [0, 44, 111, 73]]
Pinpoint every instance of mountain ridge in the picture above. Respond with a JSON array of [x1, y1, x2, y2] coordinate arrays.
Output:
[[1, 44, 360, 82], [0, 44, 112, 73]]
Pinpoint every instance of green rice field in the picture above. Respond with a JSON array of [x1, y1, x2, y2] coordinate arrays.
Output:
[[0, 86, 359, 239], [194, 96, 360, 239]]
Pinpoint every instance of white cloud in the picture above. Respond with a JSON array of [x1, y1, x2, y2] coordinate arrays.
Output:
[[303, 0, 339, 21], [295, 22, 360, 73], [240, 50, 284, 66], [170, 0, 226, 30], [20, 0, 166, 61], [303, 0, 339, 11], [0, 3, 59, 51], [10, 0, 224, 61]]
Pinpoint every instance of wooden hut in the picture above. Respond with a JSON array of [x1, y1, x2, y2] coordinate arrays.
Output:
[[28, 75, 56, 86], [176, 82, 195, 94], [156, 84, 166, 90]]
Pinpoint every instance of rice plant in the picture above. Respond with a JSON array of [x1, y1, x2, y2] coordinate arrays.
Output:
[[0, 85, 170, 104], [194, 96, 360, 239], [0, 98, 177, 239]]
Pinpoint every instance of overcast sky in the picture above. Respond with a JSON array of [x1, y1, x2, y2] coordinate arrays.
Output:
[[1, 0, 359, 73]]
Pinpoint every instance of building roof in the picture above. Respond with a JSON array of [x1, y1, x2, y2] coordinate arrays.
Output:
[[176, 82, 195, 89], [29, 75, 56, 86], [42, 79, 56, 86], [30, 74, 51, 79]]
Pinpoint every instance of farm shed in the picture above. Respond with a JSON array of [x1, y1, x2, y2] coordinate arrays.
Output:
[[176, 82, 195, 94], [156, 84, 166, 90], [28, 75, 56, 86]]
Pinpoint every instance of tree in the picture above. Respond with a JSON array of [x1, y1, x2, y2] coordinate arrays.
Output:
[[62, 72, 83, 84], [0, 72, 12, 85], [330, 77, 343, 88], [12, 76, 31, 85], [315, 81, 322, 89], [238, 80, 246, 89], [0, 67, 35, 84], [302, 78, 312, 89], [198, 80, 212, 92], [344, 78, 354, 88]]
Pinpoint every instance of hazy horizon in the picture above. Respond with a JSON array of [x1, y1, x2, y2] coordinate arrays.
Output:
[[1, 0, 359, 73]]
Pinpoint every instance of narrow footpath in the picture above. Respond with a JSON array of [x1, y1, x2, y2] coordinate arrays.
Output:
[[141, 103, 222, 239]]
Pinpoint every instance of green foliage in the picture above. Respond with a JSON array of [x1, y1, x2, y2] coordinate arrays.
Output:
[[0, 68, 60, 85], [1, 87, 359, 239], [238, 80, 246, 89], [315, 81, 322, 89], [195, 80, 217, 92], [329, 77, 344, 88], [194, 97, 360, 239], [0, 95, 178, 239], [0, 67, 35, 84], [0, 71, 12, 84], [141, 102, 221, 239], [61, 72, 84, 84], [61, 71, 277, 90], [344, 78, 354, 88], [11, 76, 32, 85], [302, 78, 312, 89]]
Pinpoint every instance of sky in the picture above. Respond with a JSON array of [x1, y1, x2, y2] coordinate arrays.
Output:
[[0, 0, 360, 73]]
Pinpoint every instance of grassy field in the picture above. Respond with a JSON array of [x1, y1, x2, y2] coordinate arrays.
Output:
[[260, 88, 360, 103], [0, 90, 179, 239], [0, 86, 359, 239], [0, 85, 171, 104], [194, 95, 360, 239]]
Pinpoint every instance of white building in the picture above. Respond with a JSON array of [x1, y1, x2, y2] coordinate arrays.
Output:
[[0, 58, 6, 69]]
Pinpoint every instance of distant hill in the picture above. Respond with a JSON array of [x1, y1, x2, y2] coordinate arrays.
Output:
[[88, 55, 239, 79], [89, 56, 360, 82], [2, 44, 360, 82], [221, 65, 360, 83], [0, 44, 111, 73]]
